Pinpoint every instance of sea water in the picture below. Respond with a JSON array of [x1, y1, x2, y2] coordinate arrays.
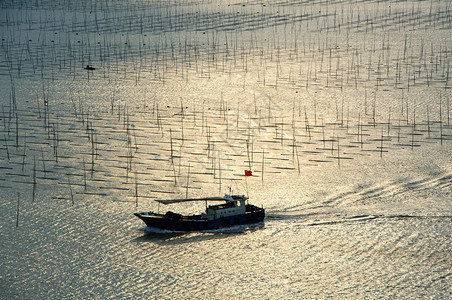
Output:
[[0, 0, 451, 298]]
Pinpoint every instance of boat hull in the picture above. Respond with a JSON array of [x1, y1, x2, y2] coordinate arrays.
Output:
[[134, 205, 265, 232]]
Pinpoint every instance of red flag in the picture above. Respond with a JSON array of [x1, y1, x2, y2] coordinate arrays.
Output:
[[245, 170, 252, 176]]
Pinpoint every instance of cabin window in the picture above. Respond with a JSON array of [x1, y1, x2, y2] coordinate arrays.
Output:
[[236, 201, 241, 206]]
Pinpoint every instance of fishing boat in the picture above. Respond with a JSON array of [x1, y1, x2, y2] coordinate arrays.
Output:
[[134, 194, 265, 232], [84, 65, 95, 70]]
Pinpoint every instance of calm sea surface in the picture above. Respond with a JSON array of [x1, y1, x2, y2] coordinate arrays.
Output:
[[1, 0, 451, 298]]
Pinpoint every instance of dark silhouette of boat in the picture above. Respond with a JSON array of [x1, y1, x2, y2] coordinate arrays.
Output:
[[134, 195, 265, 232], [84, 65, 95, 70]]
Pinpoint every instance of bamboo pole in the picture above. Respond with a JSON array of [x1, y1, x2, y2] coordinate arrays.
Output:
[[16, 192, 20, 228], [68, 175, 74, 205]]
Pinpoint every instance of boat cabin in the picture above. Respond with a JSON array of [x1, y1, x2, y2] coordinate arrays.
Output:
[[203, 195, 247, 220]]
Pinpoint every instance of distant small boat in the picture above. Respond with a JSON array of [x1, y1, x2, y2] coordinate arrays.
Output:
[[134, 194, 265, 232], [84, 65, 95, 70]]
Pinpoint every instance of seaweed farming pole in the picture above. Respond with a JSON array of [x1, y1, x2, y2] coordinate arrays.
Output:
[[185, 163, 190, 198], [91, 128, 95, 178], [135, 166, 139, 208], [295, 141, 301, 175], [41, 146, 46, 178], [32, 156, 36, 202], [1, 105, 7, 131], [4, 135, 10, 160], [447, 96, 450, 126], [68, 175, 74, 205], [82, 155, 86, 191], [21, 133, 26, 173], [218, 152, 222, 194], [380, 128, 384, 158], [15, 192, 20, 228], [440, 98, 443, 146], [15, 112, 19, 148], [387, 108, 391, 136], [170, 128, 174, 165]]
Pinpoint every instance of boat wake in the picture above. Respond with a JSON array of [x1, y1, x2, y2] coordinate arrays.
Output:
[[322, 173, 452, 208], [306, 214, 379, 226]]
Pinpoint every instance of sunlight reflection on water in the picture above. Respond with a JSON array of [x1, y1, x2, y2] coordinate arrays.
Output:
[[0, 0, 451, 298]]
